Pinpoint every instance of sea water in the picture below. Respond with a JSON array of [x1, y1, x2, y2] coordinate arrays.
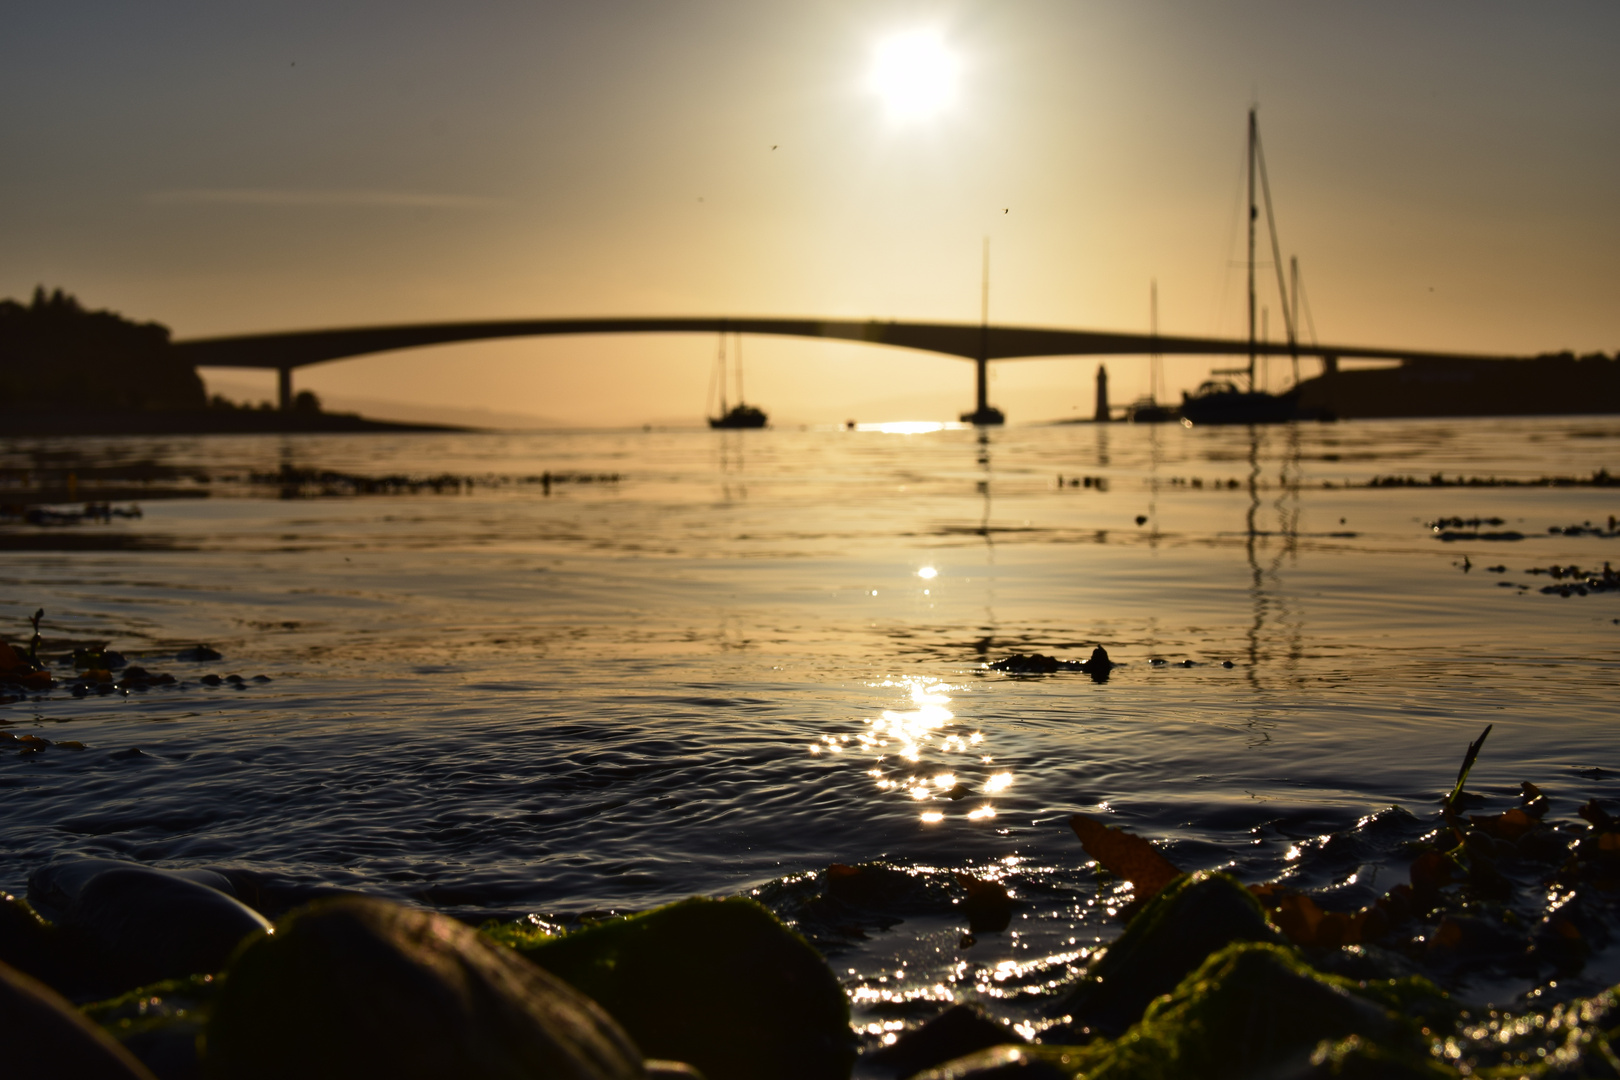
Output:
[[2, 417, 1618, 1045]]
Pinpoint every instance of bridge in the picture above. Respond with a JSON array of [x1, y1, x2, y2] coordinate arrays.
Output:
[[170, 316, 1520, 422]]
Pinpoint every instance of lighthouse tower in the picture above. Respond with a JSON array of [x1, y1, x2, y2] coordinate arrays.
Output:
[[1093, 364, 1111, 422]]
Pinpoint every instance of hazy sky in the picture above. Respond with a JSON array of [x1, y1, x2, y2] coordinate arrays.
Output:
[[5, 1, 1616, 426]]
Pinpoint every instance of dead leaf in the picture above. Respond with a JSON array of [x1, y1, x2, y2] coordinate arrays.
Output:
[[1410, 850, 1456, 896], [1469, 807, 1538, 841], [1069, 814, 1182, 902]]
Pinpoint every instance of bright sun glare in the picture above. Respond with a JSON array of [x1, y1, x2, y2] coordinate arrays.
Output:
[[869, 31, 959, 120]]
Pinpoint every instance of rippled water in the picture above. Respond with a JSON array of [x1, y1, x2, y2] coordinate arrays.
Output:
[[3, 418, 1619, 1046]]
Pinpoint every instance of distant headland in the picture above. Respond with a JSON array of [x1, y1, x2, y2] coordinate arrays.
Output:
[[0, 289, 458, 435]]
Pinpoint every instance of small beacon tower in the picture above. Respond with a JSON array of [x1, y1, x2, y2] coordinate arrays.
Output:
[[1093, 364, 1111, 422]]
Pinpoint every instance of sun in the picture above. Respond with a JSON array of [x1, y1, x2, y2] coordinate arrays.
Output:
[[868, 31, 960, 120]]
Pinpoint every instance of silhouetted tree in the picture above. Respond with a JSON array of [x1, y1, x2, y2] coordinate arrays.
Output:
[[0, 288, 205, 413]]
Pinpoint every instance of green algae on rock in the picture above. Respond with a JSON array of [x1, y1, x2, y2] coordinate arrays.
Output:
[[83, 974, 217, 1080], [511, 896, 855, 1080], [0, 959, 158, 1080], [1070, 943, 1446, 1079], [205, 896, 646, 1080], [1053, 871, 1285, 1037]]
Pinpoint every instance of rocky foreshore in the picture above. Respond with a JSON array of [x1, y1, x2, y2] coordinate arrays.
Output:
[[9, 756, 1620, 1080]]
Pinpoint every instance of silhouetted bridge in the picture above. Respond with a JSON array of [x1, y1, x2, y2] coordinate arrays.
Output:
[[171, 316, 1518, 420]]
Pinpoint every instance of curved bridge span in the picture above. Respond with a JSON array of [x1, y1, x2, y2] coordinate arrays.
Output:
[[171, 316, 1517, 416]]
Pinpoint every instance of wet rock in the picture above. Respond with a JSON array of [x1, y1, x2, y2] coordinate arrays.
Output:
[[0, 960, 158, 1079], [0, 890, 102, 997], [989, 654, 1071, 674], [866, 1004, 1024, 1078], [1283, 1035, 1462, 1079], [207, 896, 644, 1080], [517, 896, 855, 1080], [988, 646, 1115, 682], [176, 645, 221, 662], [199, 674, 222, 686], [643, 1064, 706, 1080], [1079, 646, 1115, 679], [955, 874, 1013, 933], [1070, 943, 1419, 1080], [83, 974, 217, 1080], [28, 859, 271, 990], [908, 1046, 1070, 1080], [1053, 871, 1284, 1037]]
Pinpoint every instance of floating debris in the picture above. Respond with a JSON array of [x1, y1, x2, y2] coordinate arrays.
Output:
[[1525, 562, 1619, 596], [1355, 468, 1619, 488], [250, 464, 624, 498]]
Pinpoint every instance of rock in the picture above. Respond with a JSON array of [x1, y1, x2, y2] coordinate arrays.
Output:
[[644, 1064, 707, 1080], [176, 646, 221, 662], [1283, 1035, 1461, 1079], [206, 896, 644, 1080], [908, 1046, 1072, 1080], [83, 974, 217, 1080], [28, 859, 271, 990], [517, 896, 855, 1080], [1069, 943, 1421, 1080], [0, 959, 158, 1079], [867, 1004, 1023, 1078], [954, 875, 1013, 933], [1053, 871, 1284, 1037], [0, 890, 107, 1000], [1079, 646, 1115, 675]]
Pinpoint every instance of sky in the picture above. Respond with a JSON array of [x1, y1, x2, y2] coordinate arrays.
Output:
[[4, 1, 1616, 427]]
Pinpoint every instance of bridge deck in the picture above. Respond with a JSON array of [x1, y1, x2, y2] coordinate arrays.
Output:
[[172, 316, 1516, 371]]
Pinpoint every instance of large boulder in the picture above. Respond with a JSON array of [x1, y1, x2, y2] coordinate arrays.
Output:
[[0, 959, 157, 1080], [205, 896, 646, 1080], [1053, 871, 1283, 1037], [1075, 942, 1426, 1080], [28, 858, 271, 990], [515, 897, 855, 1080]]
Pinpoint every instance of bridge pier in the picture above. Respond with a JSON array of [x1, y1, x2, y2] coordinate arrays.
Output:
[[277, 366, 292, 412], [959, 356, 1005, 425]]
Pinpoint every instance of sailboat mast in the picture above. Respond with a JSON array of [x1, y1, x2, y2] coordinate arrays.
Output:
[[1150, 278, 1161, 404], [976, 236, 990, 415], [735, 332, 744, 405], [717, 331, 727, 415], [1290, 256, 1301, 387], [1246, 107, 1258, 393]]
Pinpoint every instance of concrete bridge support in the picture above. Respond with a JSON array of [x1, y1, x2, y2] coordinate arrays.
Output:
[[277, 366, 293, 412]]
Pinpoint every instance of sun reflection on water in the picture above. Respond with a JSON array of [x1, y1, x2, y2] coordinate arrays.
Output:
[[819, 678, 1013, 826]]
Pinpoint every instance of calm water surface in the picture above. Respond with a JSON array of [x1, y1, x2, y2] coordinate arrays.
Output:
[[3, 418, 1618, 1045]]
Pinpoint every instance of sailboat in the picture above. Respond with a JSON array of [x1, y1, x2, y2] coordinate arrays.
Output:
[[708, 330, 768, 429], [1179, 109, 1326, 426]]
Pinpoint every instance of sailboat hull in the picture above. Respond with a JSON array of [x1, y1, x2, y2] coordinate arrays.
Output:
[[1179, 388, 1304, 425], [709, 404, 767, 429]]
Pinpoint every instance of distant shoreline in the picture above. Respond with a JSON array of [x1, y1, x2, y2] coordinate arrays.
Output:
[[0, 410, 467, 436]]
